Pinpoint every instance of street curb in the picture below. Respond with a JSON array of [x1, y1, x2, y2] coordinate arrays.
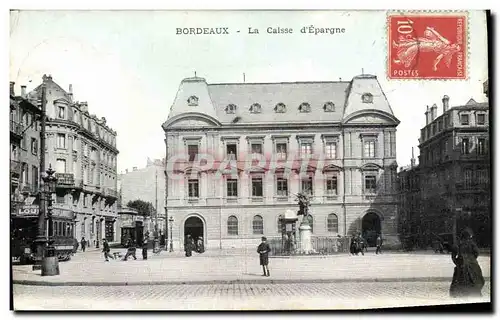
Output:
[[12, 277, 490, 287]]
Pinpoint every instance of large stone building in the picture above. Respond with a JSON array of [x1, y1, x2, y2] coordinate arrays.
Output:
[[26, 75, 120, 246], [10, 82, 42, 217], [162, 75, 400, 250], [398, 87, 490, 248], [118, 158, 166, 234]]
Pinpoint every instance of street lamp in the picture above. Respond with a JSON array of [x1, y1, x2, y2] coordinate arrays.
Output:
[[169, 216, 174, 252], [40, 164, 59, 276]]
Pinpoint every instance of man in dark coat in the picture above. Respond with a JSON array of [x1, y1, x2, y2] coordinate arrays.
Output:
[[450, 228, 485, 297], [81, 237, 87, 252], [142, 238, 148, 260], [257, 236, 271, 277], [185, 235, 193, 257], [376, 235, 383, 254], [102, 238, 114, 261]]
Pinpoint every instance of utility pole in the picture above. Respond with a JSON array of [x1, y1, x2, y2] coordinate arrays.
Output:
[[33, 83, 46, 269]]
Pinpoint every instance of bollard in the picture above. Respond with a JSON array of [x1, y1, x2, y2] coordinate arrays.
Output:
[[41, 256, 60, 276]]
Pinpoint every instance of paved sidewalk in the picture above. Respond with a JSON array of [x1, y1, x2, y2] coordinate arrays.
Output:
[[12, 248, 491, 286]]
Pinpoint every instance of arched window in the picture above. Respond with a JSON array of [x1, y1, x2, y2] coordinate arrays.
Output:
[[252, 215, 264, 235], [327, 213, 339, 233], [227, 215, 238, 236], [306, 215, 314, 233], [277, 214, 284, 234]]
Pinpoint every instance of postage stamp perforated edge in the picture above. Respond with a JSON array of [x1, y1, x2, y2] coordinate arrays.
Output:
[[385, 10, 470, 81]]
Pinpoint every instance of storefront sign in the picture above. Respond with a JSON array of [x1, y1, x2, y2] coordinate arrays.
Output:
[[134, 216, 144, 222], [18, 205, 39, 217]]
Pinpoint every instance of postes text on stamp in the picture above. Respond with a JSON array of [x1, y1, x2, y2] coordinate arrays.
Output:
[[388, 12, 467, 80]]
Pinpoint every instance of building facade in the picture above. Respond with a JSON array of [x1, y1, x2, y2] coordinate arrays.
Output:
[[27, 75, 120, 245], [118, 158, 166, 234], [162, 75, 400, 250], [398, 90, 490, 248], [10, 82, 42, 217]]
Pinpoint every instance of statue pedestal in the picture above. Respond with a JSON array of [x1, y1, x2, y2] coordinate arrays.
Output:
[[299, 224, 313, 254]]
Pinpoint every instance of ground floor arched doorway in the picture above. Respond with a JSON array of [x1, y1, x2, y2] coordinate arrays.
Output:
[[362, 212, 381, 247], [184, 216, 204, 245]]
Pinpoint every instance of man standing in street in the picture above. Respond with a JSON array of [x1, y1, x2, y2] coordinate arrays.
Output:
[[123, 238, 137, 261], [257, 236, 271, 277], [81, 237, 87, 252], [376, 235, 383, 255], [102, 238, 114, 262]]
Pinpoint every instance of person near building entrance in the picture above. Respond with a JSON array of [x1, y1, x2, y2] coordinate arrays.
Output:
[[257, 236, 271, 277], [185, 235, 193, 257], [142, 238, 148, 260], [81, 237, 87, 252], [449, 228, 485, 298], [123, 238, 137, 261], [376, 235, 383, 254], [102, 238, 114, 262], [196, 236, 204, 254]]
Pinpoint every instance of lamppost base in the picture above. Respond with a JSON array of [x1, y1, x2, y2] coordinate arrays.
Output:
[[41, 256, 60, 276], [32, 235, 48, 271]]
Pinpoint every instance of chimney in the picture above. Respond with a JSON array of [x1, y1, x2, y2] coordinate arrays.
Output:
[[425, 106, 430, 125], [80, 101, 88, 113], [430, 104, 437, 121], [21, 85, 27, 98], [125, 169, 128, 174], [68, 84, 73, 101], [442, 95, 450, 112], [10, 82, 15, 96]]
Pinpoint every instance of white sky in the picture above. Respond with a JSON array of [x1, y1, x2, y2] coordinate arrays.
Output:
[[9, 10, 488, 173]]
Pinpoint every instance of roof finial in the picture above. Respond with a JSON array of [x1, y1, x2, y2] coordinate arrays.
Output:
[[194, 71, 197, 78], [362, 68, 364, 75], [243, 73, 246, 83]]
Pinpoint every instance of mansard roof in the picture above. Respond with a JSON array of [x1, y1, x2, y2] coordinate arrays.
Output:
[[164, 74, 400, 128]]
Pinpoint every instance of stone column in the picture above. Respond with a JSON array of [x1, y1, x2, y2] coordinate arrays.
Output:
[[299, 223, 313, 253]]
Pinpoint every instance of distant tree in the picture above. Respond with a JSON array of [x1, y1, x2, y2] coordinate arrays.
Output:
[[127, 199, 155, 217]]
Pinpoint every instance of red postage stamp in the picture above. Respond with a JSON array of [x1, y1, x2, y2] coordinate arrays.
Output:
[[388, 12, 468, 80]]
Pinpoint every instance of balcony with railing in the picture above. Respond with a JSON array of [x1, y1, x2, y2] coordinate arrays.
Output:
[[10, 121, 23, 139], [103, 187, 118, 199]]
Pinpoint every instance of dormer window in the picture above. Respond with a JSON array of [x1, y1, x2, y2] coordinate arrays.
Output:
[[362, 93, 373, 104], [187, 95, 199, 106], [275, 103, 286, 113], [250, 103, 262, 114], [225, 104, 237, 114], [299, 102, 311, 113], [323, 102, 335, 112]]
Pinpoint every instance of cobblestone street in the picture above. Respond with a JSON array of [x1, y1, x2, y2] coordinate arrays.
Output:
[[13, 281, 490, 310]]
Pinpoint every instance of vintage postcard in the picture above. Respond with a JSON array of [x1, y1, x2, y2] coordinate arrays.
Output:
[[9, 9, 490, 311]]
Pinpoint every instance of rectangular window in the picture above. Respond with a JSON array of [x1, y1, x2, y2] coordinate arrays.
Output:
[[251, 143, 263, 155], [461, 138, 470, 154], [56, 159, 66, 174], [226, 144, 237, 160], [187, 144, 198, 162], [438, 120, 443, 132], [73, 138, 78, 151], [57, 133, 66, 149], [464, 169, 473, 189], [364, 140, 376, 158], [20, 163, 28, 184], [31, 138, 38, 155], [21, 136, 26, 149], [326, 176, 338, 195], [325, 142, 337, 159], [300, 143, 312, 159], [251, 177, 263, 197], [58, 106, 65, 119], [477, 138, 487, 155], [364, 175, 377, 194], [188, 179, 199, 198], [276, 143, 287, 160], [32, 166, 38, 192], [276, 177, 288, 196], [460, 114, 469, 125], [83, 195, 88, 207], [301, 177, 313, 195], [226, 179, 238, 197], [477, 114, 486, 125]]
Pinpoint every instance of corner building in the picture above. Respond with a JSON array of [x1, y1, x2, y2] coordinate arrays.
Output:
[[162, 75, 400, 250], [27, 75, 120, 245]]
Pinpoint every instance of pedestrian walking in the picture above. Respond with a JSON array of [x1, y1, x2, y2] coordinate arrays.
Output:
[[142, 238, 148, 260], [376, 235, 383, 254], [257, 236, 271, 277], [185, 235, 193, 257], [80, 237, 87, 252], [449, 228, 485, 298], [102, 238, 114, 262], [349, 235, 357, 255], [123, 239, 137, 261]]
